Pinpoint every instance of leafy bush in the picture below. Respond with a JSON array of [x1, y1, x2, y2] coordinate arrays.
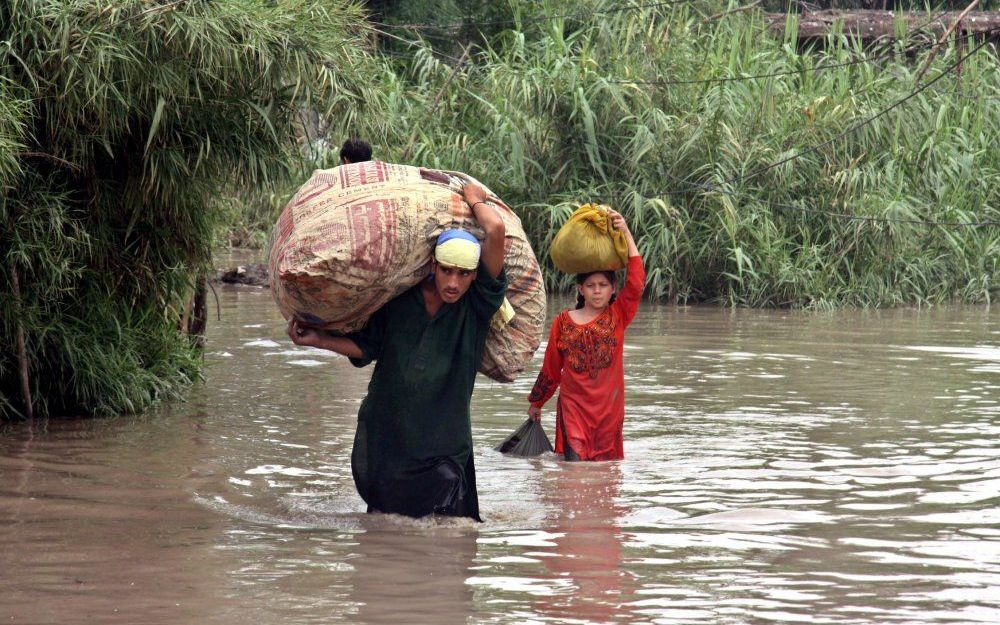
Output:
[[360, 2, 999, 306], [0, 0, 376, 419]]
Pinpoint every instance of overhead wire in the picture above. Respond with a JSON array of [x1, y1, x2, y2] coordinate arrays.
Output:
[[659, 171, 1000, 227], [643, 28, 1000, 228], [727, 28, 999, 185], [599, 7, 976, 87], [367, 9, 1000, 229], [603, 39, 933, 87], [372, 6, 983, 88]]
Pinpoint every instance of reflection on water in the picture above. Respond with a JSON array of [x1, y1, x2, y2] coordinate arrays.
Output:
[[539, 463, 633, 622], [1, 283, 998, 624], [353, 522, 477, 625]]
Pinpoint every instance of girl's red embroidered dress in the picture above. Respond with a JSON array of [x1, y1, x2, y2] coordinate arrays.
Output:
[[528, 256, 645, 460]]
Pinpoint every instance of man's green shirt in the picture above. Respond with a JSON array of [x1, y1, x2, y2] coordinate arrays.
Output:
[[347, 266, 507, 520]]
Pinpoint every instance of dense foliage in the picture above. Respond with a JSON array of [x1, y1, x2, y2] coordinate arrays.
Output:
[[2, 0, 997, 420], [0, 0, 375, 419], [359, 2, 999, 306]]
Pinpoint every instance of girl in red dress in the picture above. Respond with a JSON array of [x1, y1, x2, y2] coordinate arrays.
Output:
[[527, 210, 645, 461]]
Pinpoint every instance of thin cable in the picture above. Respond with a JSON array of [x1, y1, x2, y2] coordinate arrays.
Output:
[[601, 11, 976, 87], [606, 51, 895, 86], [658, 171, 999, 227], [731, 30, 998, 185], [604, 42, 920, 87], [368, 24, 469, 65], [751, 196, 999, 227], [368, 17, 999, 228], [371, 8, 975, 83]]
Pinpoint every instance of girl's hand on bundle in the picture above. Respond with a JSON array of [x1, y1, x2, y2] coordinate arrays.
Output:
[[527, 405, 541, 422], [608, 208, 640, 256], [608, 209, 629, 233]]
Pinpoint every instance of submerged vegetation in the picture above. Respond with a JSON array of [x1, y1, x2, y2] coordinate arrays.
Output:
[[1, 0, 997, 419]]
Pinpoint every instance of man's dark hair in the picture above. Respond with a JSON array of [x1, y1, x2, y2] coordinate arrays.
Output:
[[340, 138, 372, 164]]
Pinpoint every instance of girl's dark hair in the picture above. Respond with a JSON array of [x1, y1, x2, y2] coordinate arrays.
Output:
[[574, 270, 618, 309]]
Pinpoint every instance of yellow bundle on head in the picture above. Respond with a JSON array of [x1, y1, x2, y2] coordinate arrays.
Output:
[[549, 204, 629, 274]]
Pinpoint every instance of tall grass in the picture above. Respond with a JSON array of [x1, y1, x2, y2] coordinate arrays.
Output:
[[5, 0, 995, 419], [0, 0, 377, 419], [355, 1, 999, 307]]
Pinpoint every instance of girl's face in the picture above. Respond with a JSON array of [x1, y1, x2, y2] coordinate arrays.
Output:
[[578, 273, 616, 310]]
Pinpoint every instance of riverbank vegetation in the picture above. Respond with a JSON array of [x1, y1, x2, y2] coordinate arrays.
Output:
[[363, 1, 999, 307], [2, 0, 998, 419], [0, 0, 376, 419], [235, 1, 1000, 307]]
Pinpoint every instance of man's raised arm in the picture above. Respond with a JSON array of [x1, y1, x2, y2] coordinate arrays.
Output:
[[462, 183, 505, 278]]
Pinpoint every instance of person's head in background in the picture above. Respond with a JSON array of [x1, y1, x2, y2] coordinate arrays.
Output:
[[340, 138, 372, 165]]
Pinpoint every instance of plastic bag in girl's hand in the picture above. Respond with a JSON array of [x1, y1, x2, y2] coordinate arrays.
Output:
[[495, 418, 553, 457]]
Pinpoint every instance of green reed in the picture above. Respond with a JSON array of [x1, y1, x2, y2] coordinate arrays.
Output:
[[362, 1, 999, 308], [0, 0, 375, 419]]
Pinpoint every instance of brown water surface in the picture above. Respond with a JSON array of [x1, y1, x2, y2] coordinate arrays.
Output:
[[2, 284, 998, 624]]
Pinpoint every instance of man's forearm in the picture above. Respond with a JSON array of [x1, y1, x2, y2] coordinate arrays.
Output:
[[471, 201, 505, 278], [315, 334, 364, 359]]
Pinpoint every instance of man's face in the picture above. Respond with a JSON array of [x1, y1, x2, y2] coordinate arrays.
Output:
[[433, 261, 477, 303]]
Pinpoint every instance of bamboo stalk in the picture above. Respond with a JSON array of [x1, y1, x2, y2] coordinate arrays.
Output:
[[10, 265, 34, 420], [400, 44, 471, 162], [914, 0, 980, 85]]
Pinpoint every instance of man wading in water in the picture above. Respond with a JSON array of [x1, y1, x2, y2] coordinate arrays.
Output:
[[287, 183, 506, 521]]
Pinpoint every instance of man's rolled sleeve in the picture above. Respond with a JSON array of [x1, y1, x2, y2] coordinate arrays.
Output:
[[470, 264, 507, 322]]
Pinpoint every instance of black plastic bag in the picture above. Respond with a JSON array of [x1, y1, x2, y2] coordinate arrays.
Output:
[[495, 418, 553, 457]]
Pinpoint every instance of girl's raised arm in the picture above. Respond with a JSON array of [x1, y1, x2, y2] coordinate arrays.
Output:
[[608, 210, 645, 326]]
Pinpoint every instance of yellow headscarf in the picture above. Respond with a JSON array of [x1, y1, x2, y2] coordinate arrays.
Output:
[[434, 229, 480, 270]]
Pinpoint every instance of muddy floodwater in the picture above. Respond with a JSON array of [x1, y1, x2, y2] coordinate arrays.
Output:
[[2, 283, 998, 625]]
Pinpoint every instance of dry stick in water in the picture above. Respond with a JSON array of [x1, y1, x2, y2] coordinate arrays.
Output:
[[914, 0, 980, 85], [10, 264, 33, 420]]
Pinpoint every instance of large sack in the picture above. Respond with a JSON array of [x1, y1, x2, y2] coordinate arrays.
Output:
[[268, 161, 545, 383], [549, 204, 629, 274]]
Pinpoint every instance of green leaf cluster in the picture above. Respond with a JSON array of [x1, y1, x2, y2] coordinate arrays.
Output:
[[1, 0, 375, 419], [358, 1, 999, 308]]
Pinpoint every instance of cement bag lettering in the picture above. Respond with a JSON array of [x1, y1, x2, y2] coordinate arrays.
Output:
[[268, 161, 545, 383]]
